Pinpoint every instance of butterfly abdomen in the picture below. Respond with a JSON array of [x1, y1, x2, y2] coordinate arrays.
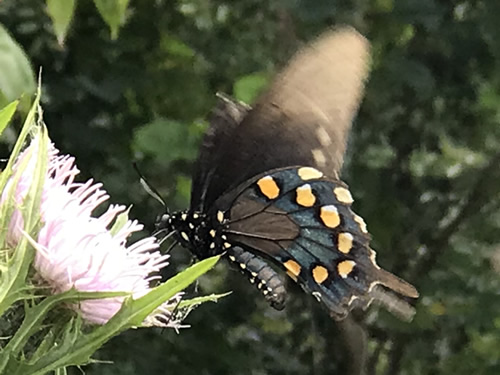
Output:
[[228, 246, 287, 310]]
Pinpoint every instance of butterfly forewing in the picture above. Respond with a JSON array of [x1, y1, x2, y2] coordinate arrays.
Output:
[[192, 27, 370, 209], [190, 95, 250, 211]]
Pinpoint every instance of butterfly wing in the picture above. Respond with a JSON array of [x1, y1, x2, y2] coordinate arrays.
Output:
[[191, 27, 370, 210], [190, 95, 250, 211], [216, 167, 418, 319]]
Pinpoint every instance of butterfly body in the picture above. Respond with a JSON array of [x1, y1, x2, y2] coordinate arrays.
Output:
[[161, 205, 289, 310], [157, 28, 419, 320]]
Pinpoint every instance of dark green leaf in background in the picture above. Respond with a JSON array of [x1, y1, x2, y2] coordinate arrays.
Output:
[[132, 118, 201, 168], [0, 100, 18, 137], [233, 72, 269, 104], [0, 24, 35, 108], [93, 0, 129, 39], [46, 0, 76, 46]]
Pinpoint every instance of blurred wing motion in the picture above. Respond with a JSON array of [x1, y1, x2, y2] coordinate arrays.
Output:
[[191, 27, 370, 210]]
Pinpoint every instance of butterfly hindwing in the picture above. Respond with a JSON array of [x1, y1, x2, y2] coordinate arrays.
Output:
[[219, 166, 418, 319]]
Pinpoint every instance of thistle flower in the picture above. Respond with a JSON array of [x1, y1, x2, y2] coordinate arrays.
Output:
[[1, 133, 181, 327]]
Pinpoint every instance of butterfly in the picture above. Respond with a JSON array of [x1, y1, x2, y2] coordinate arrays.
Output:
[[156, 27, 419, 320]]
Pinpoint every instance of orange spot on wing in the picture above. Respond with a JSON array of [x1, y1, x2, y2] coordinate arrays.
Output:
[[296, 184, 316, 207], [338, 232, 353, 254], [284, 259, 301, 281], [257, 176, 280, 199], [320, 205, 341, 228], [312, 265, 329, 283], [337, 260, 356, 278]]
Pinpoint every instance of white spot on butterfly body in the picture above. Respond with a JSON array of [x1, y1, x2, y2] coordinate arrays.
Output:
[[181, 232, 189, 241], [217, 211, 225, 223]]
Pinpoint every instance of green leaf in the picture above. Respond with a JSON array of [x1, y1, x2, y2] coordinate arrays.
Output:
[[0, 126, 48, 318], [93, 0, 130, 39], [122, 255, 221, 326], [0, 24, 36, 108], [1, 290, 127, 373], [133, 118, 200, 167], [161, 35, 195, 59], [54, 367, 68, 375], [0, 89, 41, 235], [233, 72, 269, 104], [175, 174, 192, 205], [374, 0, 394, 12], [46, 0, 77, 46], [178, 292, 232, 310], [0, 100, 19, 137], [12, 256, 220, 375]]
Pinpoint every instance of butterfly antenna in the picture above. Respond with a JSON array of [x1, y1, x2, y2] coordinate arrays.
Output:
[[132, 161, 167, 207], [164, 239, 179, 253], [153, 227, 169, 237]]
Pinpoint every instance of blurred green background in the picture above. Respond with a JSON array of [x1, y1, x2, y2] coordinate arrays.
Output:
[[1, 0, 500, 374]]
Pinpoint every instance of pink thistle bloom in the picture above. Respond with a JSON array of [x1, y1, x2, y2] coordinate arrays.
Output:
[[1, 134, 181, 327]]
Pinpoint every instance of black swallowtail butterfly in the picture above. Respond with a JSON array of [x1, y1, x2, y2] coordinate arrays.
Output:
[[157, 27, 419, 320]]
